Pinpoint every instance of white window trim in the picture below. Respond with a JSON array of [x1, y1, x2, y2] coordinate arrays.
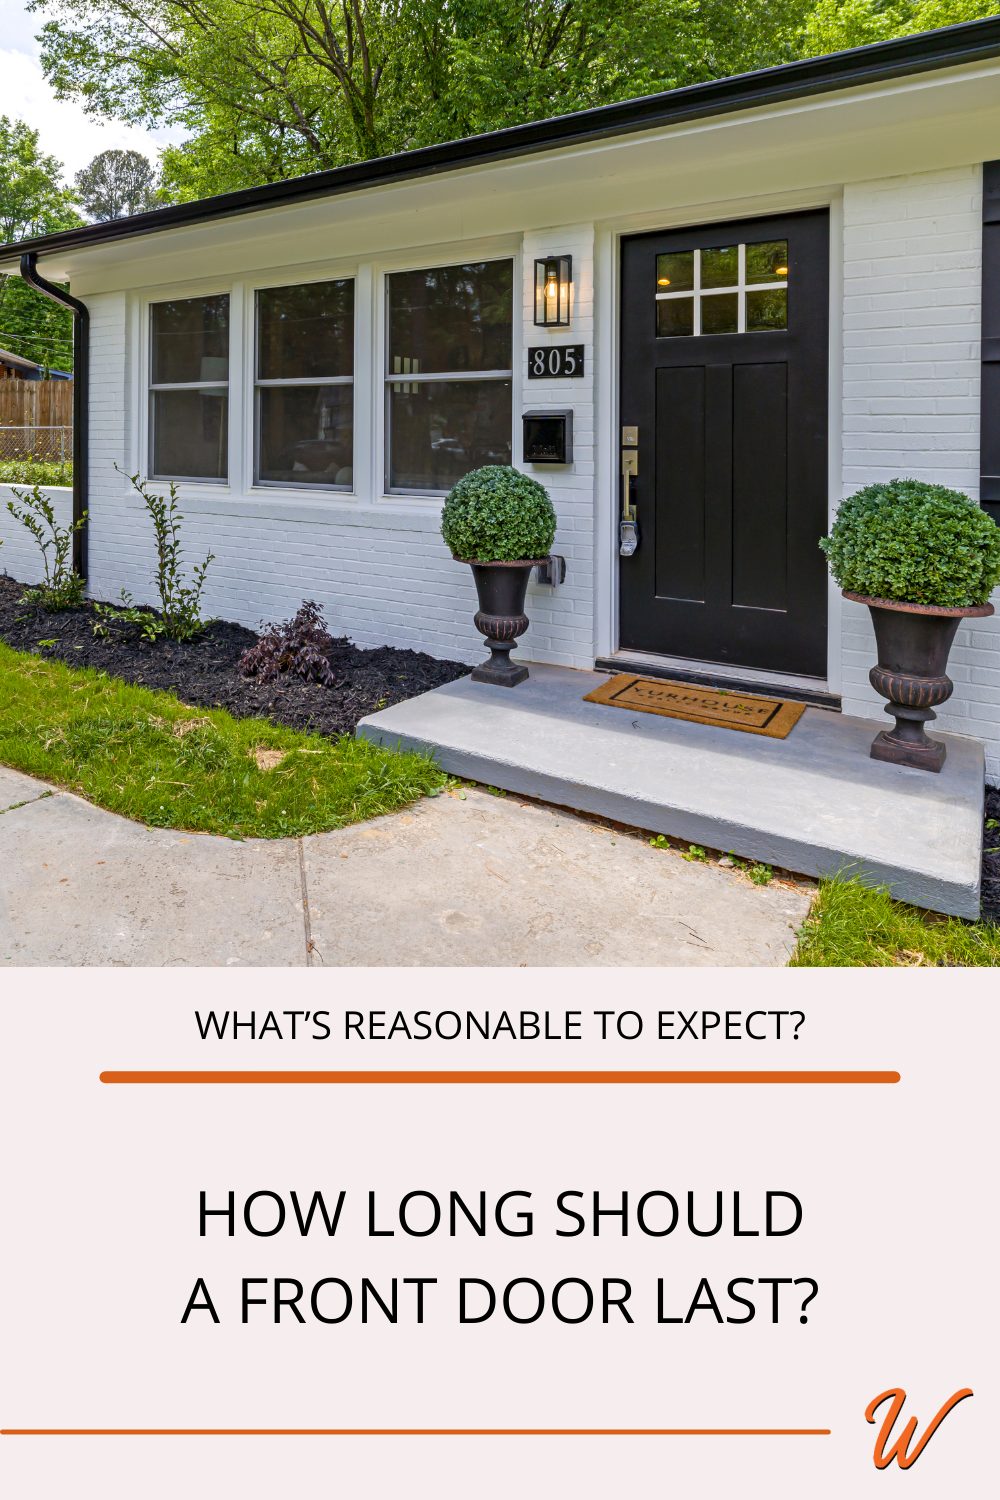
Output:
[[250, 274, 357, 494], [372, 242, 522, 506], [133, 277, 241, 495], [144, 287, 237, 486], [130, 236, 520, 518]]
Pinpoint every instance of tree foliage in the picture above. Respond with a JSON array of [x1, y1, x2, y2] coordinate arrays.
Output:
[[0, 115, 79, 244], [21, 0, 1000, 205], [28, 0, 815, 199], [0, 116, 81, 370], [799, 0, 998, 56], [75, 148, 159, 221]]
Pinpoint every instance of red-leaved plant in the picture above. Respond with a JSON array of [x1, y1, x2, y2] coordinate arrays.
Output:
[[238, 600, 339, 687]]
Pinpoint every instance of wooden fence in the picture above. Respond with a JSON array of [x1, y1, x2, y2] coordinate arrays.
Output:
[[0, 378, 74, 428]]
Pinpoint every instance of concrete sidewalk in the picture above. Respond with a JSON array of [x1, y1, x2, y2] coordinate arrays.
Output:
[[0, 766, 810, 967]]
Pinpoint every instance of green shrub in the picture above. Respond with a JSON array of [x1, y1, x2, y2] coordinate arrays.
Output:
[[119, 468, 214, 640], [820, 478, 1000, 607], [0, 459, 73, 487], [6, 482, 87, 610], [441, 465, 556, 562]]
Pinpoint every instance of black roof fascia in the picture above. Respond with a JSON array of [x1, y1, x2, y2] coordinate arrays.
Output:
[[4, 17, 1000, 264]]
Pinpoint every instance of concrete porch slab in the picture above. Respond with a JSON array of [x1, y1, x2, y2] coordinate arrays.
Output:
[[358, 664, 986, 919]]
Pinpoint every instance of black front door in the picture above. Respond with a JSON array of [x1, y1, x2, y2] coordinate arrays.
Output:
[[619, 210, 829, 677]]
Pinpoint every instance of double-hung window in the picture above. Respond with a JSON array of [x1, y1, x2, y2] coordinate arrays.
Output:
[[149, 294, 230, 481], [254, 279, 355, 488], [385, 259, 513, 494]]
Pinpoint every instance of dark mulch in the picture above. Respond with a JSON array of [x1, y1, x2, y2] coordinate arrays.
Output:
[[0, 574, 469, 738], [984, 783, 1000, 924], [2, 571, 998, 923]]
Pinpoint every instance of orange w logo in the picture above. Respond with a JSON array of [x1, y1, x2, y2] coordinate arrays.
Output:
[[866, 1387, 973, 1470]]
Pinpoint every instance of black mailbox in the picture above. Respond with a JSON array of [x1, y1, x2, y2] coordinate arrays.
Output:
[[522, 410, 573, 465]]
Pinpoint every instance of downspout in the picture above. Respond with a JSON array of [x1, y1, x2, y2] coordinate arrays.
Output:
[[19, 251, 88, 578]]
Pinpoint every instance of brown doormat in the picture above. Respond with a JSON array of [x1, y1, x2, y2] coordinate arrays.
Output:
[[584, 674, 806, 739]]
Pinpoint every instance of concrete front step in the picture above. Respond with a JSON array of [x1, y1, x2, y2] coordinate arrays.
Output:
[[358, 664, 986, 919]]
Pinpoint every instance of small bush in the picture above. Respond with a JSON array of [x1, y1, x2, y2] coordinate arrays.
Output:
[[441, 465, 556, 563], [5, 482, 87, 610], [239, 600, 339, 687], [120, 469, 214, 640], [92, 591, 167, 644], [0, 458, 73, 487], [820, 478, 1000, 607]]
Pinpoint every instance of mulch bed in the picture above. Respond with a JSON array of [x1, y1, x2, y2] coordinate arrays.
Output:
[[1, 571, 998, 923], [984, 783, 1000, 924], [0, 574, 469, 739]]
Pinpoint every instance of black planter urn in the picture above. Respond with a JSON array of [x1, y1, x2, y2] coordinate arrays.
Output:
[[461, 558, 547, 687], [844, 591, 995, 772]]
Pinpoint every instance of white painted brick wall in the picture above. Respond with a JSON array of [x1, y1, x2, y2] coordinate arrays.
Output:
[[3, 181, 998, 786], [841, 166, 1000, 783], [0, 250, 599, 672], [0, 484, 72, 585]]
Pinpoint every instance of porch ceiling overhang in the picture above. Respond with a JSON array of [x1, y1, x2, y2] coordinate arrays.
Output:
[[2, 18, 1000, 287]]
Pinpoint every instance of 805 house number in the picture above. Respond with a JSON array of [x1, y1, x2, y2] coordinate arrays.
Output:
[[527, 344, 585, 378]]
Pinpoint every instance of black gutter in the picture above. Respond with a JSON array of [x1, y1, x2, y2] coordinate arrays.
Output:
[[982, 161, 1000, 524], [2, 18, 1000, 264], [19, 253, 88, 579]]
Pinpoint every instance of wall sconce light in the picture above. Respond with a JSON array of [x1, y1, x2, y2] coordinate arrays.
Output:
[[534, 255, 572, 327]]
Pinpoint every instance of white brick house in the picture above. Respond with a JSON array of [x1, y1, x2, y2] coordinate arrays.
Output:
[[2, 20, 1000, 780]]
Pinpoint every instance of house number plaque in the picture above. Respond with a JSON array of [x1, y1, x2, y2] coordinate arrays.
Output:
[[527, 344, 585, 379]]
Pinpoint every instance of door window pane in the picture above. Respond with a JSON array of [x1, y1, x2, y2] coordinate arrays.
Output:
[[386, 260, 513, 493], [655, 251, 694, 292], [257, 281, 353, 380], [388, 261, 513, 374], [745, 240, 788, 285], [701, 292, 738, 335], [388, 380, 512, 492], [151, 388, 228, 481], [151, 295, 229, 385], [656, 296, 694, 338], [258, 386, 354, 486], [701, 245, 738, 289], [654, 239, 791, 337], [746, 287, 787, 331]]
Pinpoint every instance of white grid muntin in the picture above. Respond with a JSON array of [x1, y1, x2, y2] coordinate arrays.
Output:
[[654, 242, 788, 334]]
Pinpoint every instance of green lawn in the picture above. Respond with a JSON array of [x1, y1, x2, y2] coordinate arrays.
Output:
[[792, 877, 1000, 966], [0, 641, 444, 839]]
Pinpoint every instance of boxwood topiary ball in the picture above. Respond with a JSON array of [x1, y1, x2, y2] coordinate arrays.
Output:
[[820, 478, 1000, 608], [441, 465, 556, 563]]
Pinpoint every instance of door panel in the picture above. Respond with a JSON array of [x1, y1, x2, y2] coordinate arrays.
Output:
[[619, 210, 829, 677], [654, 366, 706, 603], [732, 361, 788, 611]]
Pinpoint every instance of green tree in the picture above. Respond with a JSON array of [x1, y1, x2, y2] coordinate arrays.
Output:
[[799, 0, 999, 55], [29, 0, 812, 200], [0, 115, 79, 243], [0, 117, 81, 371], [75, 148, 159, 220]]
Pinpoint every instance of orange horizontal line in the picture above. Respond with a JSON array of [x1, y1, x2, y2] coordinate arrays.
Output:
[[2, 1428, 831, 1437], [98, 1071, 899, 1086]]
